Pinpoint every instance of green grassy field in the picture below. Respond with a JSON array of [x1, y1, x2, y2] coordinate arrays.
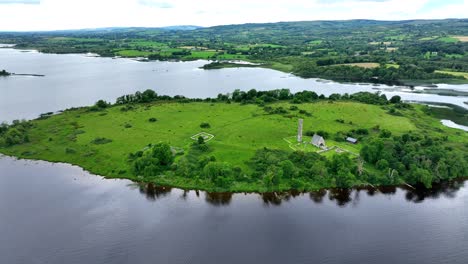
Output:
[[115, 49, 154, 57], [438, 37, 460, 43], [1, 98, 465, 192], [435, 70, 468, 79], [419, 36, 438, 41]]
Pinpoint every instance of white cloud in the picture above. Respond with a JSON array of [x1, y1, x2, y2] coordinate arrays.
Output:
[[0, 0, 39, 4], [0, 0, 464, 31]]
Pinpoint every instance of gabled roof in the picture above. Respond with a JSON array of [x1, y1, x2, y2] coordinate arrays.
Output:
[[312, 134, 325, 146], [346, 137, 358, 143]]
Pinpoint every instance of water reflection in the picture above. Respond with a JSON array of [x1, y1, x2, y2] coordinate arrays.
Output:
[[132, 179, 465, 206], [260, 190, 302, 206], [403, 180, 465, 203], [327, 188, 353, 207], [205, 192, 233, 206], [137, 183, 172, 201], [309, 189, 327, 203]]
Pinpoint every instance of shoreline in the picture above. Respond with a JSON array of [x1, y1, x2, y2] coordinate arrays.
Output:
[[3, 153, 462, 194], [5, 46, 468, 86]]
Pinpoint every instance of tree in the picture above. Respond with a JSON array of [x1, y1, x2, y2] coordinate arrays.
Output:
[[132, 142, 174, 176], [379, 129, 392, 138], [141, 89, 158, 102], [197, 136, 205, 145], [376, 159, 389, 170], [411, 167, 433, 188], [389, 95, 401, 104], [280, 160, 296, 179], [95, 100, 109, 109], [264, 165, 283, 186], [151, 143, 174, 166], [203, 162, 233, 184], [278, 89, 291, 100], [2, 128, 28, 146]]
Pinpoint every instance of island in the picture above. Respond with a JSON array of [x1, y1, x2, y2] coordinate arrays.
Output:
[[0, 69, 11, 76], [2, 19, 468, 86], [0, 89, 466, 192], [201, 61, 261, 70]]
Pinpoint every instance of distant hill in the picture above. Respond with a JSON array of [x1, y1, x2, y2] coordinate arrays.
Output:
[[1, 19, 467, 85], [160, 25, 203, 31]]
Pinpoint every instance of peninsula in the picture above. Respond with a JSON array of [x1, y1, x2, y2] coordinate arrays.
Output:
[[0, 89, 466, 192]]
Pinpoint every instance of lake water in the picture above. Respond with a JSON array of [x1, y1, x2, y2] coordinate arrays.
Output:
[[1, 47, 467, 123], [1, 48, 468, 264], [1, 155, 468, 264], [441, 119, 468, 132]]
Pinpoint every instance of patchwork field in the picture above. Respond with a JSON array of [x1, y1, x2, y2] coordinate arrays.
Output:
[[436, 70, 468, 79], [453, 36, 468, 42], [334, 63, 380, 68]]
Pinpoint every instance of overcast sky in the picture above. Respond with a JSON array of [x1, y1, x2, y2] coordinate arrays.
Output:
[[0, 0, 467, 31]]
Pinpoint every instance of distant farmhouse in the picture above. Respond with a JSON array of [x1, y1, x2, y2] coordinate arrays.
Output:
[[311, 134, 326, 149]]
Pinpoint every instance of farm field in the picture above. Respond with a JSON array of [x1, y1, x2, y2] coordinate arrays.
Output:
[[334, 62, 380, 69], [453, 36, 468, 42], [436, 70, 468, 79]]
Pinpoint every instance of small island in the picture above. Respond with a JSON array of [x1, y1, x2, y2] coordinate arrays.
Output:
[[0, 69, 11, 76], [0, 89, 466, 192], [201, 61, 261, 70]]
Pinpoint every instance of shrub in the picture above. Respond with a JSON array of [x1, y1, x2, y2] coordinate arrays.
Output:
[[379, 129, 392, 138], [200, 122, 211, 128], [0, 128, 29, 146], [132, 143, 175, 176], [65, 148, 77, 154], [91, 137, 112, 145], [148, 117, 158, 122], [271, 107, 288, 114], [192, 142, 209, 152], [316, 130, 330, 139], [203, 162, 233, 187], [299, 109, 311, 116], [389, 95, 401, 104], [289, 105, 299, 111], [355, 128, 369, 135], [197, 136, 205, 145], [120, 105, 135, 112]]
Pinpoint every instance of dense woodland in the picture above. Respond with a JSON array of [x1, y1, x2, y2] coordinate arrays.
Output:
[[1, 19, 468, 84]]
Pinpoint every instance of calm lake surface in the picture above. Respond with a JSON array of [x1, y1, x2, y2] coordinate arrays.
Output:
[[1, 155, 468, 264], [1, 48, 468, 264], [1, 47, 467, 123]]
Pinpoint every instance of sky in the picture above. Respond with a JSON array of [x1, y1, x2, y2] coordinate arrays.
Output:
[[0, 0, 467, 31]]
